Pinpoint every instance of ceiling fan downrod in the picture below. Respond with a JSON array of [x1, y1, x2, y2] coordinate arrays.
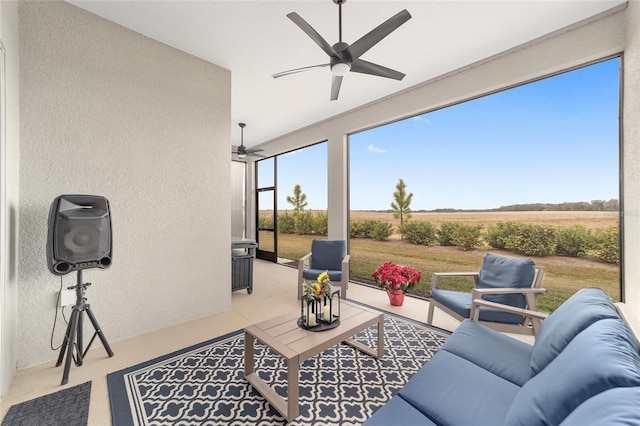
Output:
[[335, 0, 345, 42]]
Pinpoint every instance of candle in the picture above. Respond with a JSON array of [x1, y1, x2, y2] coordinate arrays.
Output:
[[323, 305, 331, 322], [307, 314, 317, 327]]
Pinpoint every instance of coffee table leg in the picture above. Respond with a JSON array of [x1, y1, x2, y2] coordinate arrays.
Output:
[[287, 357, 300, 420], [376, 314, 384, 358], [244, 330, 254, 377]]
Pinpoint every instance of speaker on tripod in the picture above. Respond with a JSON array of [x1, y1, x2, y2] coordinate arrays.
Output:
[[47, 194, 114, 385], [47, 194, 112, 275]]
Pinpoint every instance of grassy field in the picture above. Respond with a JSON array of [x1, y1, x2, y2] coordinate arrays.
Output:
[[262, 211, 620, 312]]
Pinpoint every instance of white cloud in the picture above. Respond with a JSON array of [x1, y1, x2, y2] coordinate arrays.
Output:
[[412, 115, 431, 125], [368, 144, 387, 153]]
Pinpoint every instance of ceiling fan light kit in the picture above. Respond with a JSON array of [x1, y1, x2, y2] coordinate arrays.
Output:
[[331, 61, 350, 76], [273, 0, 411, 101]]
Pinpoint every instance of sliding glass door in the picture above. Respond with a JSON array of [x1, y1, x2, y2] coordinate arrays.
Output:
[[255, 158, 277, 262]]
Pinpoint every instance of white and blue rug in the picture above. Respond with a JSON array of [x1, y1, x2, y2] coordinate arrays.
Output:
[[107, 305, 450, 425]]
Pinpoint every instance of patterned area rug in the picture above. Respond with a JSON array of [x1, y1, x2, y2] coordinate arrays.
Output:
[[108, 307, 450, 425], [2, 381, 91, 426]]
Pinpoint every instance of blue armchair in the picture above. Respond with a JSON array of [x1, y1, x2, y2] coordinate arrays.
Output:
[[298, 240, 349, 300], [427, 253, 546, 335]]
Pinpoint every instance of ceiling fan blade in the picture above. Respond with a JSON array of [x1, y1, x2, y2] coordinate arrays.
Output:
[[330, 74, 343, 101], [248, 152, 265, 158], [287, 12, 338, 58], [246, 148, 264, 153], [347, 9, 411, 60], [272, 63, 330, 79], [350, 59, 405, 80]]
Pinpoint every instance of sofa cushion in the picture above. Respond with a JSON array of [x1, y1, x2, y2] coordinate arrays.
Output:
[[363, 395, 438, 426], [560, 387, 640, 426], [530, 287, 620, 376], [506, 319, 640, 426], [431, 289, 528, 325], [399, 350, 519, 426], [477, 253, 535, 308], [441, 319, 533, 386]]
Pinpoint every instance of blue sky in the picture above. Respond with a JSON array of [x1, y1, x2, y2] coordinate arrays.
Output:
[[274, 57, 620, 211]]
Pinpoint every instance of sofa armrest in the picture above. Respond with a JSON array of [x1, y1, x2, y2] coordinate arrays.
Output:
[[431, 272, 479, 290]]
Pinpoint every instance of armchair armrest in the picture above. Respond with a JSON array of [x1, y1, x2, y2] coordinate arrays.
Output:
[[431, 272, 479, 290], [472, 287, 547, 298], [298, 252, 312, 270], [471, 298, 548, 335], [297, 252, 312, 299], [471, 298, 549, 321], [473, 287, 547, 316], [341, 254, 350, 270]]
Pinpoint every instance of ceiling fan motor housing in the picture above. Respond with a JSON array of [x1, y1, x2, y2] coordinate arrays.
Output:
[[331, 42, 352, 75]]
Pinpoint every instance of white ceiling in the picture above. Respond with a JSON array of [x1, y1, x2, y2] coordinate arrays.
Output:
[[69, 0, 626, 150]]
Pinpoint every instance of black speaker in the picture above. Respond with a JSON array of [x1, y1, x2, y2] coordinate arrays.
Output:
[[47, 194, 112, 276]]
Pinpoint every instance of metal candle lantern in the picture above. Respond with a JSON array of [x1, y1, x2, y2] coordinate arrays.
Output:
[[300, 294, 321, 329], [321, 285, 340, 324]]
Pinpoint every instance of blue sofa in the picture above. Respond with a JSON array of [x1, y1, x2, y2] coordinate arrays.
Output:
[[365, 288, 640, 425]]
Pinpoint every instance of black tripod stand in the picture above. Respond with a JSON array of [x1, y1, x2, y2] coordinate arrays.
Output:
[[56, 270, 114, 385]]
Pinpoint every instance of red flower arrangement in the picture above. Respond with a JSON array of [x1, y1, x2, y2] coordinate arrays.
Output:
[[372, 262, 421, 294]]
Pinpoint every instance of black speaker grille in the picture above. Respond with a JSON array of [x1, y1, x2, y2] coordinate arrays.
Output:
[[47, 195, 112, 275]]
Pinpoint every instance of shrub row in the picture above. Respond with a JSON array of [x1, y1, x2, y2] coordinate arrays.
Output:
[[404, 221, 483, 251], [401, 220, 619, 263], [486, 222, 619, 263], [350, 220, 393, 241], [277, 212, 328, 235], [274, 214, 394, 241]]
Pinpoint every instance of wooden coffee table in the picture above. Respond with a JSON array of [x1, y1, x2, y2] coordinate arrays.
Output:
[[243, 300, 384, 421]]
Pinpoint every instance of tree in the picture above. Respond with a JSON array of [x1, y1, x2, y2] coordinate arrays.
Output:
[[391, 179, 413, 240], [286, 184, 308, 216]]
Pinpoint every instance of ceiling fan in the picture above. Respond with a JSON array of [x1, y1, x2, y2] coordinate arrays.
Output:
[[232, 123, 264, 159], [272, 0, 411, 101]]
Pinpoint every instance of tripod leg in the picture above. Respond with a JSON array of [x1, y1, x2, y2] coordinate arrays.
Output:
[[76, 308, 84, 367], [61, 308, 79, 385], [84, 306, 114, 357], [55, 309, 75, 367]]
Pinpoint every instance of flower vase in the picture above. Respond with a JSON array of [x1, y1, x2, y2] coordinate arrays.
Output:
[[386, 288, 405, 306]]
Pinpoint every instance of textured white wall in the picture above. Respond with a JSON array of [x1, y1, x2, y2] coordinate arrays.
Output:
[[0, 0, 21, 396], [17, 1, 231, 368]]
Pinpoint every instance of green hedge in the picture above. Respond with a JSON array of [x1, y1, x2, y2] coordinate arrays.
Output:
[[403, 221, 437, 245], [486, 221, 619, 263], [350, 220, 392, 241], [276, 211, 328, 236]]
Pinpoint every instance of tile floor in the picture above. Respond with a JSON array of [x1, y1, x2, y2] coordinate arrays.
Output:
[[1, 259, 532, 425]]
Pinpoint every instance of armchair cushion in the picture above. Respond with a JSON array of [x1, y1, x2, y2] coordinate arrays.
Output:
[[477, 253, 535, 308], [309, 240, 346, 271], [530, 287, 620, 376], [431, 289, 529, 325], [302, 268, 342, 282]]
